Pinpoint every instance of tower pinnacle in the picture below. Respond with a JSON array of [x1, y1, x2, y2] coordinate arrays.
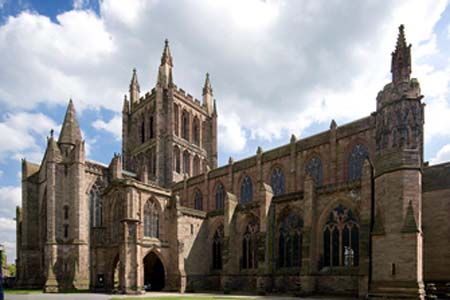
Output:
[[129, 68, 140, 104], [202, 72, 213, 96], [391, 24, 411, 84], [157, 39, 174, 88], [161, 39, 173, 67], [202, 72, 214, 114], [58, 99, 82, 145]]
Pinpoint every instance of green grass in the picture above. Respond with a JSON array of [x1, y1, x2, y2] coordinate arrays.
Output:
[[111, 297, 256, 300], [4, 288, 43, 294]]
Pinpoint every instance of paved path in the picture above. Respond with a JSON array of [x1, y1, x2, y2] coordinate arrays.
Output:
[[5, 291, 356, 300]]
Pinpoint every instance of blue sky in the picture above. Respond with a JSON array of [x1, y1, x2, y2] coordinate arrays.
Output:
[[1, 0, 450, 262]]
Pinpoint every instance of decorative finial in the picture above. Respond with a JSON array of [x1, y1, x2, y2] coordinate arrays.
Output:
[[290, 134, 296, 143], [228, 156, 234, 165], [391, 24, 411, 84], [330, 119, 337, 129], [257, 146, 263, 155], [50, 129, 54, 138]]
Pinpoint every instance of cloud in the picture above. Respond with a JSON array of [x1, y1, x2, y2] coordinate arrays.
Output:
[[430, 144, 450, 165], [0, 186, 21, 219], [218, 112, 247, 153], [92, 115, 122, 140], [0, 112, 58, 162]]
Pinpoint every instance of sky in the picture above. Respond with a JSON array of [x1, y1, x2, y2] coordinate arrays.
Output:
[[1, 0, 450, 263]]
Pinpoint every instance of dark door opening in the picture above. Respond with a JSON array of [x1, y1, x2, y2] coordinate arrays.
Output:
[[143, 252, 165, 291]]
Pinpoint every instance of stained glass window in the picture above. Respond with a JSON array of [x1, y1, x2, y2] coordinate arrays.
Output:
[[240, 176, 253, 204], [348, 144, 369, 181], [278, 212, 303, 268], [212, 224, 223, 270], [90, 187, 102, 227], [194, 190, 203, 210], [144, 200, 159, 238], [242, 220, 259, 269], [305, 156, 323, 186], [215, 183, 225, 210], [271, 167, 286, 196]]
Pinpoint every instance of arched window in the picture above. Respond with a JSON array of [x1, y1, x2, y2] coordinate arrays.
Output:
[[271, 167, 285, 196], [90, 187, 102, 227], [305, 156, 323, 186], [212, 224, 223, 270], [182, 111, 189, 140], [323, 205, 359, 267], [141, 120, 145, 143], [242, 219, 259, 269], [193, 117, 200, 145], [240, 175, 253, 204], [215, 183, 225, 210], [174, 104, 179, 136], [174, 147, 181, 173], [348, 144, 369, 181], [194, 190, 203, 210], [193, 156, 200, 176], [278, 212, 303, 268], [183, 151, 190, 175], [144, 200, 159, 238], [149, 114, 154, 139]]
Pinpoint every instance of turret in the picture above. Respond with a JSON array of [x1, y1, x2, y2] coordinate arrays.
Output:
[[129, 68, 140, 106], [58, 99, 83, 158], [391, 24, 411, 85], [157, 39, 174, 89], [202, 73, 214, 115]]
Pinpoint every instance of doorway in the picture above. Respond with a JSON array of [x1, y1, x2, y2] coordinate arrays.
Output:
[[143, 252, 165, 291]]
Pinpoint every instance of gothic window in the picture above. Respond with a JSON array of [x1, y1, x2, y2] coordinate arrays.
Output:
[[63, 205, 69, 219], [193, 117, 200, 145], [305, 156, 323, 186], [194, 190, 203, 210], [141, 120, 145, 144], [174, 104, 179, 136], [323, 204, 359, 267], [348, 144, 369, 181], [90, 187, 102, 227], [240, 175, 253, 204], [182, 111, 189, 141], [183, 151, 190, 175], [174, 147, 181, 173], [144, 200, 159, 238], [193, 156, 200, 176], [270, 167, 286, 196], [212, 224, 224, 270], [149, 114, 154, 139], [215, 183, 225, 210], [64, 224, 69, 238], [278, 212, 303, 268], [242, 219, 259, 269]]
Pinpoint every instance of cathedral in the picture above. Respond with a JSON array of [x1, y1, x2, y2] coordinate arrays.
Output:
[[15, 26, 450, 299]]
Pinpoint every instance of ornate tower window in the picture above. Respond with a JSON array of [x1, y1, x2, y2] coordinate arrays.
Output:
[[215, 183, 225, 210], [194, 190, 203, 210], [270, 167, 286, 196], [174, 104, 179, 136], [90, 187, 102, 227], [193, 156, 200, 176], [183, 151, 190, 175], [240, 175, 253, 204], [278, 212, 303, 268], [149, 114, 154, 139], [242, 219, 259, 269], [182, 110, 189, 141], [144, 200, 159, 238], [323, 205, 359, 267], [193, 117, 200, 145], [348, 144, 369, 181], [174, 146, 181, 173], [212, 224, 224, 270], [305, 156, 323, 186]]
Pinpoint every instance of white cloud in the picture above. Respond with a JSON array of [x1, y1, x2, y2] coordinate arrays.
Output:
[[218, 112, 246, 153], [0, 186, 21, 219], [92, 115, 122, 140], [430, 144, 450, 165], [0, 112, 58, 162]]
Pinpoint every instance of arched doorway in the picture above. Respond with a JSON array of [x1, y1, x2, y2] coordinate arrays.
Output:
[[143, 252, 165, 291]]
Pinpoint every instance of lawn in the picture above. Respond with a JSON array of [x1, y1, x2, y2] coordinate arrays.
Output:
[[111, 297, 256, 300], [4, 288, 43, 294]]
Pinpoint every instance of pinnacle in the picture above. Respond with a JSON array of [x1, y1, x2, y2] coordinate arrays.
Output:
[[58, 99, 82, 145], [203, 72, 213, 96], [161, 39, 173, 67], [395, 24, 408, 51], [130, 68, 140, 91]]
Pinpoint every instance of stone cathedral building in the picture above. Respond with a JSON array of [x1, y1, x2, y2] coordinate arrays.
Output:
[[16, 26, 450, 299]]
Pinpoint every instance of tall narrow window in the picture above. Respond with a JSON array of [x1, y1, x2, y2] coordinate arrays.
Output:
[[348, 144, 369, 181], [271, 167, 286, 196], [305, 156, 324, 186], [141, 120, 145, 143], [64, 206, 69, 219], [193, 156, 200, 176], [240, 175, 253, 204], [90, 188, 102, 227], [174, 147, 181, 173], [242, 219, 259, 269], [64, 224, 69, 238], [149, 114, 154, 139], [193, 117, 200, 145], [278, 212, 303, 268], [183, 151, 190, 175], [323, 205, 359, 267], [215, 183, 225, 210], [212, 224, 224, 270], [194, 190, 203, 210], [182, 111, 189, 140], [144, 200, 159, 238], [174, 104, 179, 136]]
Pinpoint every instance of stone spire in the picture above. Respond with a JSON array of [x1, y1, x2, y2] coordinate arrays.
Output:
[[202, 73, 214, 115], [58, 99, 82, 145], [157, 39, 174, 88], [129, 68, 140, 105], [391, 24, 411, 85]]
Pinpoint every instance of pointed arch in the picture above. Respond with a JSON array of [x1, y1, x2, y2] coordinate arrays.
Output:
[[277, 211, 303, 268], [173, 103, 179, 136], [242, 218, 259, 269], [182, 110, 189, 140], [215, 182, 225, 210], [183, 150, 190, 175], [305, 156, 323, 186], [193, 155, 200, 176], [240, 175, 253, 204], [89, 183, 102, 227], [194, 189, 203, 210], [347, 143, 369, 181], [173, 146, 181, 173], [270, 166, 286, 196], [212, 224, 224, 270], [193, 116, 200, 145], [144, 199, 160, 238]]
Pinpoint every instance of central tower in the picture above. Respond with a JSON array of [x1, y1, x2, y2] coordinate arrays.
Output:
[[122, 40, 218, 187]]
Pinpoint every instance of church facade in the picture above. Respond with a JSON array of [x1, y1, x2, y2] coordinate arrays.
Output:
[[15, 26, 450, 299]]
